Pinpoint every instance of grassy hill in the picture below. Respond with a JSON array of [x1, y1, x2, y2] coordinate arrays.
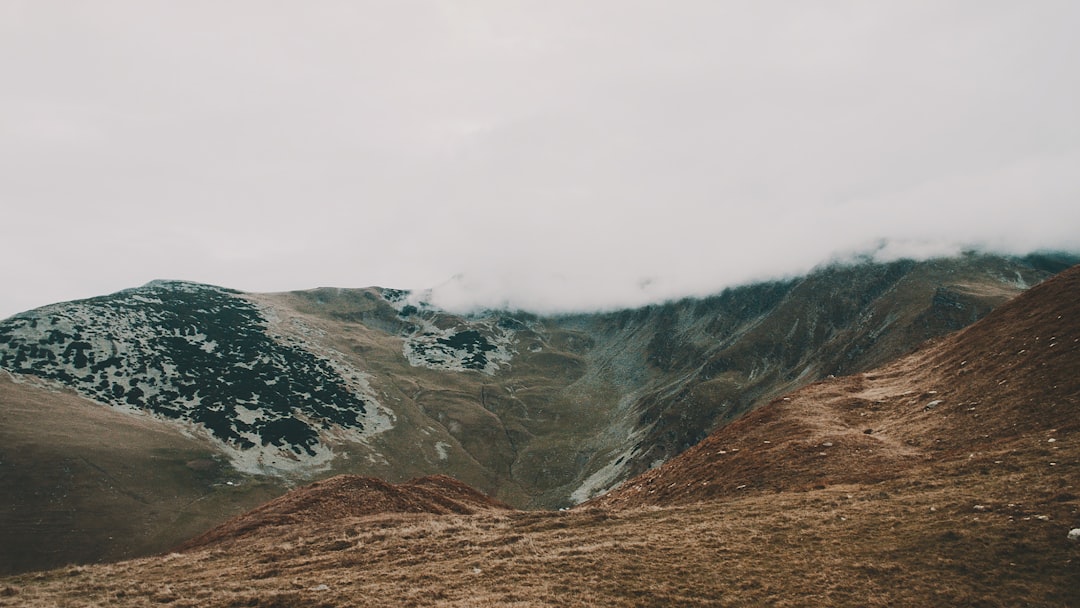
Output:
[[0, 252, 1073, 574], [1, 264, 1076, 606]]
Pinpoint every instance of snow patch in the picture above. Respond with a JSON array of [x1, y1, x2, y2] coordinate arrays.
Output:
[[434, 441, 451, 461], [570, 447, 641, 505], [402, 317, 516, 375], [222, 434, 338, 476], [247, 296, 397, 440]]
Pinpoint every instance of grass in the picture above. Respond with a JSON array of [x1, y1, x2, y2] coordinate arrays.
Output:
[[0, 372, 287, 575], [9, 264, 1076, 605], [1, 257, 1074, 600], [2, 455, 1077, 607]]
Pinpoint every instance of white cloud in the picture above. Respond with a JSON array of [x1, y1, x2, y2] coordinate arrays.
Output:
[[1, 1, 1078, 318]]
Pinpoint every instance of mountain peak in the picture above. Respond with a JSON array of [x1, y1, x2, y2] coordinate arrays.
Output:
[[138, 279, 232, 292]]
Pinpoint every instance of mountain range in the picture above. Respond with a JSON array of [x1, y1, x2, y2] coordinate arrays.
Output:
[[0, 255, 1076, 606], [0, 251, 1075, 574]]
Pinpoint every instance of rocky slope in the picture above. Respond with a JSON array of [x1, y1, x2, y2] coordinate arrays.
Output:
[[0, 281, 391, 474]]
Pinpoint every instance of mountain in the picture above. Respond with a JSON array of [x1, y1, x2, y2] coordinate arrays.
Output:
[[1, 262, 1076, 607], [0, 252, 1073, 572], [591, 260, 1080, 508]]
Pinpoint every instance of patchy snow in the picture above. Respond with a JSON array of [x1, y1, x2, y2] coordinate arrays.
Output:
[[245, 296, 397, 439], [434, 441, 451, 461], [401, 317, 517, 375], [570, 446, 641, 505], [222, 430, 339, 476], [0, 282, 397, 478], [384, 288, 537, 375], [255, 302, 386, 404]]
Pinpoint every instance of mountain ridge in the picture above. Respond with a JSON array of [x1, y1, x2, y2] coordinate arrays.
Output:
[[1, 252, 1075, 572], [3, 260, 1077, 606], [590, 261, 1080, 509]]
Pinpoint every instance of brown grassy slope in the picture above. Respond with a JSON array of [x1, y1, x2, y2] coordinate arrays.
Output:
[[176, 474, 512, 551], [590, 263, 1080, 509], [2, 468, 1077, 607], [0, 374, 285, 575]]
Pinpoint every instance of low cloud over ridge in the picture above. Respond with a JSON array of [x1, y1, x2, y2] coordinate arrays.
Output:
[[1, 2, 1078, 318]]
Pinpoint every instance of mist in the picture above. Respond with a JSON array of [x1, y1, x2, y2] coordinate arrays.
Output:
[[2, 2, 1078, 319]]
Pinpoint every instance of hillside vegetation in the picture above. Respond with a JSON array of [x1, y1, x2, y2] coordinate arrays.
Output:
[[2, 263, 1077, 606], [0, 253, 1073, 573]]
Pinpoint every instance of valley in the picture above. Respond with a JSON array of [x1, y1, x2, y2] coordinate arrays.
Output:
[[1, 258, 1077, 606], [0, 252, 1075, 578]]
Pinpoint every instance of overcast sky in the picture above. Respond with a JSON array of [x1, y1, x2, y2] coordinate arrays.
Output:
[[2, 1, 1078, 318]]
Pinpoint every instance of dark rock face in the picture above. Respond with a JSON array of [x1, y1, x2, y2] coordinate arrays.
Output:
[[0, 281, 380, 466]]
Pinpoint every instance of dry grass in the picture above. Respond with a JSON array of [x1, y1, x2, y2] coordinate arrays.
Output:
[[0, 372, 287, 574], [2, 458, 1078, 607], [2, 267, 1077, 605], [592, 263, 1080, 511]]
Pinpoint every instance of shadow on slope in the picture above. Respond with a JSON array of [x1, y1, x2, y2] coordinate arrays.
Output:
[[0, 374, 285, 575]]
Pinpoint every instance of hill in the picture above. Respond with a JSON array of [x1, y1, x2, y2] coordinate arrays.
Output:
[[0, 252, 1074, 572], [1, 264, 1077, 606], [0, 372, 287, 575], [591, 262, 1080, 508], [175, 474, 511, 551]]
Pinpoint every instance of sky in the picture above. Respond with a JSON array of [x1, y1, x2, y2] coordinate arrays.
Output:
[[2, 1, 1079, 319]]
